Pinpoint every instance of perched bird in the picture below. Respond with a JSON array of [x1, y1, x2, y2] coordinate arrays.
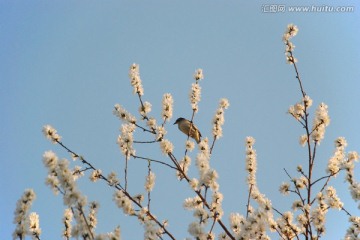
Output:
[[174, 117, 202, 143]]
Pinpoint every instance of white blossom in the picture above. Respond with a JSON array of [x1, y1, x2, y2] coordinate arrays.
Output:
[[185, 140, 195, 152], [283, 24, 299, 64], [282, 23, 299, 42], [42, 124, 62, 143], [189, 178, 199, 190], [348, 151, 359, 162], [72, 165, 84, 181], [113, 190, 134, 215], [63, 208, 73, 239], [325, 186, 343, 210], [13, 189, 36, 240], [201, 169, 219, 190], [117, 123, 136, 159], [42, 150, 58, 174], [156, 126, 167, 141], [146, 117, 157, 130], [177, 156, 191, 180], [145, 171, 156, 192], [189, 83, 201, 112], [279, 182, 290, 195], [160, 139, 173, 155], [144, 220, 158, 239], [107, 172, 120, 187], [286, 55, 298, 64], [56, 159, 86, 207], [335, 137, 348, 149], [28, 212, 41, 237], [90, 169, 102, 182], [113, 104, 137, 123], [45, 175, 60, 195], [245, 137, 257, 185], [295, 176, 308, 189], [193, 68, 204, 81], [229, 213, 244, 234], [129, 63, 144, 96], [303, 95, 313, 108], [326, 137, 347, 175], [212, 98, 230, 139], [193, 208, 209, 224], [311, 102, 330, 143], [162, 93, 173, 121], [183, 196, 203, 210], [188, 222, 205, 238], [299, 134, 308, 147], [138, 101, 152, 116], [88, 202, 99, 230]]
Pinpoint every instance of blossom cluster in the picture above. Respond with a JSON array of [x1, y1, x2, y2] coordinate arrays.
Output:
[[189, 69, 203, 112], [28, 212, 41, 238], [13, 189, 38, 239], [182, 137, 227, 239], [137, 207, 166, 239], [42, 124, 62, 143], [282, 23, 299, 64], [212, 98, 230, 139], [117, 123, 136, 160], [145, 171, 156, 192], [42, 150, 101, 238], [236, 137, 278, 239], [196, 138, 219, 191], [177, 155, 192, 180], [245, 136, 257, 185], [345, 216, 360, 239], [113, 104, 137, 124], [63, 208, 73, 238], [139, 101, 152, 118], [129, 63, 144, 96], [327, 137, 347, 175], [311, 102, 330, 143], [288, 95, 313, 121], [113, 190, 135, 216], [161, 93, 173, 121]]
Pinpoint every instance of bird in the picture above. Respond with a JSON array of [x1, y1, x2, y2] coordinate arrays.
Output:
[[174, 117, 202, 143]]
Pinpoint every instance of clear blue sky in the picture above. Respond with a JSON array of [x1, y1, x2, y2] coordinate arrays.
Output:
[[1, 1, 360, 239]]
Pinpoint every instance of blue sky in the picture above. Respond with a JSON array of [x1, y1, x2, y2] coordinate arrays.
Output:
[[1, 1, 360, 239]]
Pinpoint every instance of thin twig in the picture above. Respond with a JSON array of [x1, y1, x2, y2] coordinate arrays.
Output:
[[210, 136, 217, 155], [77, 203, 95, 240], [132, 155, 177, 170], [147, 160, 151, 211], [134, 122, 156, 134], [125, 157, 128, 191], [246, 184, 253, 219], [137, 93, 149, 121], [283, 168, 305, 204], [341, 207, 352, 217], [208, 216, 217, 236], [134, 140, 158, 144]]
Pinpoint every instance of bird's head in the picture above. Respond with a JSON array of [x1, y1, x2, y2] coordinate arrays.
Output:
[[174, 117, 185, 125]]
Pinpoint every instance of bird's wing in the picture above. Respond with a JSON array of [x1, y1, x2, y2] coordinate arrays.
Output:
[[192, 123, 201, 137]]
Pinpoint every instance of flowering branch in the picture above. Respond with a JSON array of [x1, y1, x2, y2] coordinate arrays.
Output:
[[16, 26, 360, 239], [41, 127, 176, 239]]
